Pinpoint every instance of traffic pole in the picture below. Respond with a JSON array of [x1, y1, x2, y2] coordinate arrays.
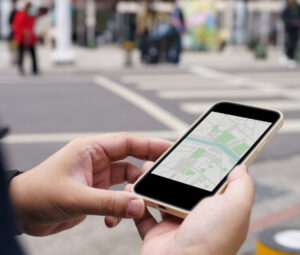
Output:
[[52, 0, 75, 64]]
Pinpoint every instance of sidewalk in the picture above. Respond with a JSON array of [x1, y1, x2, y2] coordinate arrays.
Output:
[[0, 41, 295, 75], [181, 46, 295, 73]]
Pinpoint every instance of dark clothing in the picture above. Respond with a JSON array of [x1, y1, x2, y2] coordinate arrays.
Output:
[[170, 7, 185, 64], [282, 4, 300, 60], [8, 9, 17, 41], [9, 9, 17, 26], [285, 31, 299, 59], [282, 4, 300, 33], [18, 44, 38, 74], [0, 142, 24, 255], [5, 170, 23, 185]]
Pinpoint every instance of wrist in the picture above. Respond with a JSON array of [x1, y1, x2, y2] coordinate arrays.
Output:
[[9, 172, 29, 233]]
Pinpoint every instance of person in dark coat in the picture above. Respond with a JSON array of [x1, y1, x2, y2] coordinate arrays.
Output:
[[282, 0, 300, 68], [169, 1, 185, 64], [8, 0, 19, 64]]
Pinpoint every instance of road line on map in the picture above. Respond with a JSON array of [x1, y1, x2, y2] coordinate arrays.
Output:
[[94, 76, 189, 132], [3, 130, 180, 144]]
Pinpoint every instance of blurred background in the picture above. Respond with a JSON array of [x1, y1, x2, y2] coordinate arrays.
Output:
[[0, 0, 300, 254]]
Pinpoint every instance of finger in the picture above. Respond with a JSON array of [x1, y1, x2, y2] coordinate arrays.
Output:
[[109, 161, 154, 193], [224, 165, 255, 212], [104, 216, 122, 228], [134, 207, 157, 240], [78, 187, 145, 218], [141, 161, 155, 173], [125, 184, 133, 192], [104, 183, 135, 228], [109, 161, 144, 186], [92, 133, 172, 162]]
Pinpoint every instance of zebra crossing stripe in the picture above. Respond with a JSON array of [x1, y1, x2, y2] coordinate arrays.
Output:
[[158, 89, 281, 99], [180, 101, 300, 114], [94, 76, 189, 132], [138, 81, 250, 90], [282, 120, 300, 133], [2, 131, 180, 144], [121, 74, 197, 83]]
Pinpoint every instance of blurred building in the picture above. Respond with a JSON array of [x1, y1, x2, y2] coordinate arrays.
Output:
[[0, 0, 294, 62]]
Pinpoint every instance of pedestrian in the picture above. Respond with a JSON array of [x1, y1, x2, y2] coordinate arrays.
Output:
[[136, 2, 160, 63], [12, 2, 39, 75], [282, 0, 300, 68], [8, 0, 18, 64], [169, 0, 185, 64]]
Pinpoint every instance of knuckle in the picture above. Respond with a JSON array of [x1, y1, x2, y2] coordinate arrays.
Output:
[[103, 192, 127, 217], [118, 132, 131, 139]]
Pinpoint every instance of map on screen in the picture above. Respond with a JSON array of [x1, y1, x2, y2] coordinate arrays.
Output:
[[152, 112, 271, 191]]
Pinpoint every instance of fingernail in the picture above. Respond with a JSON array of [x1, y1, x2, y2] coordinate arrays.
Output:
[[127, 199, 144, 218], [111, 217, 120, 228]]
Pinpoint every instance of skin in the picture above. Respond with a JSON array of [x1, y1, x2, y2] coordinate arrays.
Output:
[[25, 3, 32, 13], [9, 133, 255, 255], [287, 0, 297, 6], [9, 133, 171, 236], [106, 163, 255, 255]]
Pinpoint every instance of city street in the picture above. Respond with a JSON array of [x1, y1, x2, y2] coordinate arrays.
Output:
[[1, 44, 300, 255]]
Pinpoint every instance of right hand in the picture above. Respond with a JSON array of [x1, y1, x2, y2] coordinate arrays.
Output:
[[107, 165, 255, 255], [9, 133, 172, 236]]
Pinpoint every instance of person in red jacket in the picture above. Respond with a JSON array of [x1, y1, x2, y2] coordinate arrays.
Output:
[[13, 2, 39, 75]]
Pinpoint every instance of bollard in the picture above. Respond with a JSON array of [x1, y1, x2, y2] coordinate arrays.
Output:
[[256, 227, 300, 255], [122, 41, 135, 67]]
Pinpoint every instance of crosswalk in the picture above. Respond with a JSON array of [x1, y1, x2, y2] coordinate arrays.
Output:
[[120, 67, 300, 135]]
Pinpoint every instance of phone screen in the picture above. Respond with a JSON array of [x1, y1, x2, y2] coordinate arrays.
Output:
[[152, 112, 272, 192]]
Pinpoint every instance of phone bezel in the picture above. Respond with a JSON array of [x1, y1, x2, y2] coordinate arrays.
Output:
[[133, 102, 282, 211]]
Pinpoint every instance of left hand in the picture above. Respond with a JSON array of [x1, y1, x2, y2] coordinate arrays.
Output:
[[9, 133, 171, 236], [106, 164, 255, 255]]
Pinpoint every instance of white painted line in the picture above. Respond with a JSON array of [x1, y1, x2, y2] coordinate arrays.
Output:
[[180, 100, 300, 115], [0, 79, 87, 84], [281, 120, 300, 133], [188, 65, 276, 89], [94, 76, 188, 132], [138, 81, 248, 90], [189, 65, 227, 79], [121, 74, 197, 83], [2, 130, 180, 144], [4, 120, 299, 144], [158, 89, 280, 99]]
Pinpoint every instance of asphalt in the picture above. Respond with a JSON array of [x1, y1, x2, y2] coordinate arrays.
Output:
[[0, 43, 300, 255]]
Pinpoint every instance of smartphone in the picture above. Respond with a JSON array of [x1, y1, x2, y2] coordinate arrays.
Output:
[[133, 102, 284, 218]]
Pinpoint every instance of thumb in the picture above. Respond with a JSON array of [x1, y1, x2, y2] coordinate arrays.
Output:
[[224, 165, 255, 208], [77, 187, 145, 218]]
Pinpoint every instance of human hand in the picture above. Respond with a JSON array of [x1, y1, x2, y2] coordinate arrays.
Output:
[[108, 164, 254, 255], [9, 133, 171, 236]]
